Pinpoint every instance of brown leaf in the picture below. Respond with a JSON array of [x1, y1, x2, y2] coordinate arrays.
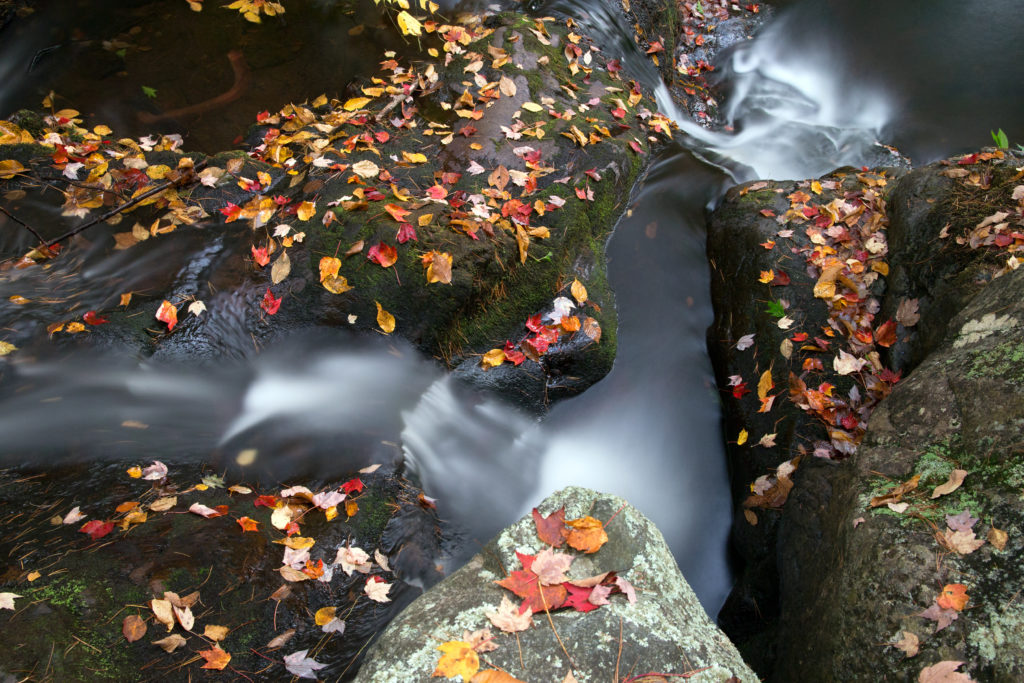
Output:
[[917, 603, 959, 632], [150, 598, 174, 631], [930, 469, 967, 498], [532, 506, 568, 547], [987, 527, 1008, 550], [153, 633, 187, 652], [896, 298, 921, 327], [581, 316, 601, 343], [894, 630, 920, 658], [123, 614, 147, 642], [486, 595, 532, 633], [938, 528, 985, 555], [266, 628, 295, 649], [870, 474, 920, 508], [488, 165, 509, 191], [203, 624, 230, 642]]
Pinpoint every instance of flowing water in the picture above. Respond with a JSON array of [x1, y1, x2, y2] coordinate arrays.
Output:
[[1, 0, 1022, 631]]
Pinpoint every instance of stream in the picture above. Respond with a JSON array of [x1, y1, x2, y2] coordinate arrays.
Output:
[[1, 0, 1022, 630]]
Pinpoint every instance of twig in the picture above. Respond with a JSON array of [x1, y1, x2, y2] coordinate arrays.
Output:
[[621, 668, 710, 681], [0, 204, 46, 244], [375, 83, 417, 123], [539, 586, 575, 675], [604, 502, 628, 529], [45, 160, 207, 247], [614, 616, 622, 682]]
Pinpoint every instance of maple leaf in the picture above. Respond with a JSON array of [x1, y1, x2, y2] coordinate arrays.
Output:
[[80, 520, 114, 540], [614, 576, 637, 603], [396, 222, 417, 243], [367, 242, 398, 268], [496, 552, 568, 613], [735, 333, 755, 350], [155, 300, 178, 331], [918, 603, 959, 632], [486, 595, 532, 633], [83, 310, 109, 325], [936, 584, 969, 611], [364, 576, 391, 602], [312, 490, 345, 510], [335, 546, 372, 575], [341, 477, 364, 494], [283, 650, 327, 679], [252, 245, 270, 267], [588, 583, 613, 606], [433, 641, 479, 680], [199, 645, 231, 670], [261, 288, 282, 315], [237, 516, 260, 532], [918, 661, 976, 683], [939, 528, 985, 555], [531, 547, 573, 585], [566, 516, 608, 553], [532, 506, 568, 547], [876, 319, 898, 347], [564, 584, 601, 613]]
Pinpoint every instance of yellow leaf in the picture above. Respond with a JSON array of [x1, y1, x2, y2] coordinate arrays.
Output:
[[813, 262, 843, 299], [481, 348, 505, 368], [271, 250, 291, 284], [323, 275, 352, 294], [758, 269, 774, 284], [314, 606, 337, 626], [0, 159, 26, 179], [343, 97, 372, 111], [66, 322, 86, 334], [351, 159, 380, 178], [401, 151, 428, 164], [375, 301, 395, 334], [433, 641, 479, 680], [274, 536, 315, 550], [811, 180, 822, 195], [396, 10, 422, 36], [757, 369, 773, 400], [0, 341, 16, 356], [425, 250, 453, 285], [325, 506, 338, 521], [127, 466, 142, 478], [345, 499, 359, 517], [570, 279, 587, 305], [146, 164, 172, 179], [204, 624, 230, 641], [297, 200, 316, 221], [737, 429, 748, 445], [418, 213, 434, 227], [521, 102, 544, 112]]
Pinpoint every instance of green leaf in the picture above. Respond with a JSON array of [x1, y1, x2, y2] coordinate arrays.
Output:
[[764, 300, 785, 318], [201, 474, 225, 489], [991, 128, 1009, 149], [141, 86, 158, 99], [115, 48, 127, 59]]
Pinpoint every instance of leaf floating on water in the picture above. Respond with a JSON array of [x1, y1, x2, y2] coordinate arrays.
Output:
[[375, 301, 395, 334], [283, 650, 327, 679]]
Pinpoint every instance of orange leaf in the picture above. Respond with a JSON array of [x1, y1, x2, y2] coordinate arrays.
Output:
[[565, 516, 608, 554], [936, 584, 969, 611], [384, 203, 411, 222], [115, 501, 140, 513], [237, 516, 260, 532], [199, 645, 231, 670], [122, 614, 147, 642], [155, 300, 178, 331], [345, 498, 359, 517]]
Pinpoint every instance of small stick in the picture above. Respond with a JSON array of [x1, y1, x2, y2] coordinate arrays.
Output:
[[0, 204, 46, 244], [604, 502, 628, 528], [614, 616, 623, 682], [45, 160, 207, 248], [540, 587, 575, 675]]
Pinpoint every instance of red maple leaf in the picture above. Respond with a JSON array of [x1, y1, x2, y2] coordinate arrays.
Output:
[[80, 520, 115, 541], [875, 319, 897, 348], [83, 311, 109, 325], [220, 202, 242, 222], [253, 494, 278, 508], [396, 223, 417, 244], [252, 245, 270, 267], [341, 478, 364, 495], [503, 341, 526, 366], [532, 507, 568, 547], [367, 242, 398, 268], [563, 584, 600, 612], [525, 314, 545, 333], [261, 288, 282, 315], [496, 552, 568, 614]]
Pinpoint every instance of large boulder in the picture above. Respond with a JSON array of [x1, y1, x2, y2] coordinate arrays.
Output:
[[774, 264, 1024, 681], [355, 486, 757, 682]]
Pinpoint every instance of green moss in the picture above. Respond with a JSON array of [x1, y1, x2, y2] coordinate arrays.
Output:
[[967, 337, 1024, 385]]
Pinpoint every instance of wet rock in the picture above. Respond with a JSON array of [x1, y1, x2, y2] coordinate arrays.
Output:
[[355, 486, 756, 682], [775, 265, 1024, 682]]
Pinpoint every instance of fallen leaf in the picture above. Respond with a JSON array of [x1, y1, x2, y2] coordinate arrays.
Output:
[[375, 301, 395, 334], [987, 527, 1008, 550], [433, 641, 479, 680], [173, 605, 194, 631], [894, 630, 919, 658], [486, 595, 532, 633], [271, 250, 291, 284], [532, 506, 568, 547], [918, 603, 958, 632], [931, 469, 967, 498], [936, 584, 969, 611], [155, 301, 178, 331], [283, 649, 327, 679], [424, 250, 453, 284], [153, 633, 187, 652], [364, 577, 391, 602], [0, 592, 20, 610], [870, 475, 920, 508], [897, 298, 921, 327], [123, 614, 147, 642], [472, 671, 527, 683], [63, 506, 86, 524], [351, 159, 380, 178], [531, 548, 573, 585], [265, 629, 295, 649], [918, 660, 975, 683], [80, 520, 115, 540], [566, 516, 608, 553], [570, 279, 588, 305], [203, 625, 229, 642], [150, 599, 175, 631]]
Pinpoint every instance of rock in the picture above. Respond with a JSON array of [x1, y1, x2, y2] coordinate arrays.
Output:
[[355, 486, 756, 682], [774, 265, 1024, 682], [0, 8, 678, 409]]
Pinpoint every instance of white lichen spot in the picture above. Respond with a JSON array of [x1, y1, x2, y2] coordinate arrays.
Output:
[[954, 313, 1020, 348]]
